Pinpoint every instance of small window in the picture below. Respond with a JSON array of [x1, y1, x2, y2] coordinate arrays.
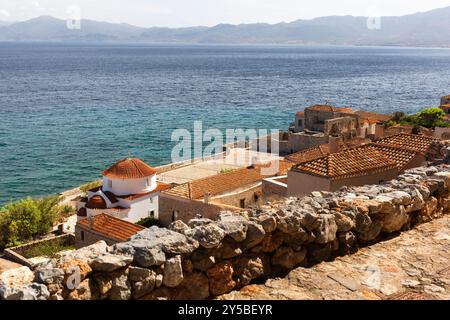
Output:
[[298, 119, 303, 127], [172, 211, 178, 222], [149, 197, 153, 204], [107, 180, 112, 188], [149, 211, 155, 218], [80, 231, 85, 241], [240, 199, 246, 209], [147, 178, 151, 186]]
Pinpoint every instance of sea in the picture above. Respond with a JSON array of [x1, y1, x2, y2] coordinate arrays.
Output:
[[1, 42, 450, 205]]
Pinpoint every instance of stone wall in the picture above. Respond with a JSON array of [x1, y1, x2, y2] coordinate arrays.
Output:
[[2, 165, 450, 300]]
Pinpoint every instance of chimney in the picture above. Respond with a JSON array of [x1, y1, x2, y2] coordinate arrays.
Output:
[[329, 136, 342, 154], [88, 215, 94, 230], [204, 192, 211, 204]]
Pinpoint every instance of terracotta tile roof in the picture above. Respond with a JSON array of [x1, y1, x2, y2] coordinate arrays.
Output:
[[441, 104, 450, 109], [296, 111, 305, 117], [285, 139, 370, 165], [374, 133, 439, 154], [78, 214, 144, 242], [103, 158, 157, 179], [306, 105, 353, 113], [293, 146, 398, 180], [355, 111, 393, 123], [363, 144, 419, 172], [117, 182, 170, 200], [163, 161, 292, 200], [85, 195, 107, 209]]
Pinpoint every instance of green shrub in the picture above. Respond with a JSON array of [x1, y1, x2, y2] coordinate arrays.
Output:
[[0, 195, 65, 249], [80, 180, 102, 195], [136, 217, 160, 228]]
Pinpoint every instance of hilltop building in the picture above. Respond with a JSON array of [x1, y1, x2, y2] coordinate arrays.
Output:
[[277, 104, 393, 155], [76, 158, 169, 224]]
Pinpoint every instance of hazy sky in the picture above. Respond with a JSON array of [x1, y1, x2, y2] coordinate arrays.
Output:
[[1, 0, 450, 27]]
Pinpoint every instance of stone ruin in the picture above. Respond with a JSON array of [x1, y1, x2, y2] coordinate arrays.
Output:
[[1, 165, 450, 300]]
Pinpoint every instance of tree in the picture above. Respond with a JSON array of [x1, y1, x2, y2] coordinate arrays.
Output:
[[0, 195, 65, 249], [416, 107, 445, 128]]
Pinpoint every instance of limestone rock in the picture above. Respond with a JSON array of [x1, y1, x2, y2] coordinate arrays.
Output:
[[60, 241, 108, 264], [241, 221, 266, 250], [271, 247, 306, 270], [232, 254, 271, 286], [168, 220, 190, 234], [0, 266, 35, 300], [257, 214, 277, 233], [185, 224, 226, 249], [90, 253, 133, 272], [61, 259, 92, 282], [35, 267, 65, 285], [172, 272, 210, 300], [313, 214, 337, 244], [131, 226, 199, 254], [207, 262, 236, 296], [163, 255, 184, 288], [358, 219, 383, 242], [66, 278, 99, 300], [217, 214, 248, 242], [334, 212, 355, 232], [16, 283, 50, 301], [191, 249, 216, 272], [261, 232, 284, 253], [381, 206, 409, 233]]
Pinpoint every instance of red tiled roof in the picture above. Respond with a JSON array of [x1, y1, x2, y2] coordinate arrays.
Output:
[[363, 144, 419, 172], [118, 182, 170, 200], [374, 133, 439, 154], [441, 104, 450, 109], [78, 214, 144, 242], [296, 111, 305, 117], [285, 138, 370, 165], [356, 111, 393, 123], [103, 158, 157, 179], [85, 195, 107, 210], [306, 105, 353, 113], [164, 161, 292, 200], [293, 146, 398, 180]]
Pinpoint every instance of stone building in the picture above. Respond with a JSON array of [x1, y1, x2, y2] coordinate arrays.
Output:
[[287, 134, 440, 197], [159, 160, 293, 226], [75, 213, 144, 248], [284, 105, 392, 155]]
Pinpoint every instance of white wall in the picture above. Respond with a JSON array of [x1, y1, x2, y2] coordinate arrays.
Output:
[[122, 194, 160, 223], [102, 174, 157, 196]]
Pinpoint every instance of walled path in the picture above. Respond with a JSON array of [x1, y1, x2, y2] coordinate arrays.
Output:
[[220, 215, 450, 300]]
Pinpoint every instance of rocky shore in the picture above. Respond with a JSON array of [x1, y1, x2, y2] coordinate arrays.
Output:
[[1, 165, 450, 300]]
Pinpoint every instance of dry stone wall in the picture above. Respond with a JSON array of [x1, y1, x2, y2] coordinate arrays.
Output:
[[2, 165, 450, 300]]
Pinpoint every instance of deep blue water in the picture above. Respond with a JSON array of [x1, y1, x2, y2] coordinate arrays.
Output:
[[1, 42, 450, 204]]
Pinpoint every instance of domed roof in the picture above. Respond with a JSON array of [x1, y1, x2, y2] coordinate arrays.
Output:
[[86, 195, 107, 210], [102, 158, 157, 179]]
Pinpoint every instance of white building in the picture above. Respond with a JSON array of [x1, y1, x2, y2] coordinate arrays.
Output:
[[77, 158, 169, 223]]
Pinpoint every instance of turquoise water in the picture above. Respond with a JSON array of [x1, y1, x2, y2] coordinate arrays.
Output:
[[1, 43, 450, 204]]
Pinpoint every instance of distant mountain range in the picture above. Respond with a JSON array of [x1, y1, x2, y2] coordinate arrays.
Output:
[[1, 6, 450, 47]]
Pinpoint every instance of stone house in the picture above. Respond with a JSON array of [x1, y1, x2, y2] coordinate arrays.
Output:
[[287, 134, 440, 197], [159, 160, 293, 226], [75, 213, 144, 248]]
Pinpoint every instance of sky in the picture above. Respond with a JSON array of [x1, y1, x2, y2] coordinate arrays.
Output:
[[1, 0, 450, 28]]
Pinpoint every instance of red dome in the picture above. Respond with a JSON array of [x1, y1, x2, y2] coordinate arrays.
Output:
[[86, 195, 107, 209], [102, 158, 157, 179]]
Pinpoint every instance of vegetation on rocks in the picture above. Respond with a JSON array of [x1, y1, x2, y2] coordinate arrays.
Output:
[[385, 107, 450, 129], [0, 195, 67, 249], [136, 217, 160, 228]]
